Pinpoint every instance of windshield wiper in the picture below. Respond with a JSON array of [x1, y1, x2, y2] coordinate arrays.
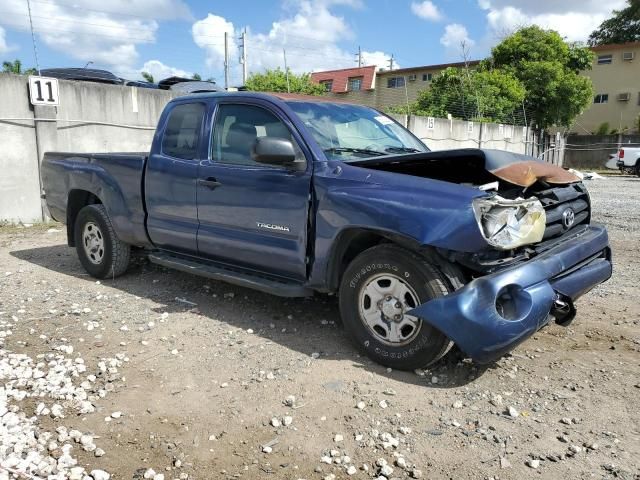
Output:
[[324, 147, 386, 157], [385, 146, 421, 153]]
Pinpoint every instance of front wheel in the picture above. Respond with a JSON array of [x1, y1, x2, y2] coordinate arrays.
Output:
[[74, 204, 130, 279], [339, 244, 454, 370]]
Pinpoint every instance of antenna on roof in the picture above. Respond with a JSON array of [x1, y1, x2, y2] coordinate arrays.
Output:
[[355, 46, 362, 68], [388, 54, 395, 71]]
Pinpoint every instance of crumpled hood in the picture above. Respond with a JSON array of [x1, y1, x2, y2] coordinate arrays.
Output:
[[351, 148, 579, 188], [481, 149, 579, 187]]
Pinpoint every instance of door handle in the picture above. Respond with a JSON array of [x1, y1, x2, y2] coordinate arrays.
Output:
[[198, 177, 222, 189]]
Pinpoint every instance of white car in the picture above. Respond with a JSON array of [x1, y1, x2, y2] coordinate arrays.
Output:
[[615, 148, 640, 176]]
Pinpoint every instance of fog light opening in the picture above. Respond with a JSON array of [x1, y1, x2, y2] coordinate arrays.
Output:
[[495, 285, 530, 321]]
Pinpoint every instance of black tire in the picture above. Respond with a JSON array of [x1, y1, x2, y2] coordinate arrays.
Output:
[[636, 161, 640, 177], [339, 244, 454, 370], [74, 204, 130, 279]]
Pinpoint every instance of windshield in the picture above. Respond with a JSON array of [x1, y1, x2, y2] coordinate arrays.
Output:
[[286, 101, 429, 161]]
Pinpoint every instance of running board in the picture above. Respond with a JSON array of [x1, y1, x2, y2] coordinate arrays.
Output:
[[148, 252, 312, 298]]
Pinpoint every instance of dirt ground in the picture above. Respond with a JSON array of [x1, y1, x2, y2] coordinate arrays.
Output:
[[1, 175, 639, 480]]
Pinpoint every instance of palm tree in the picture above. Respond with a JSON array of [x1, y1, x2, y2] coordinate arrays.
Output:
[[141, 71, 154, 83]]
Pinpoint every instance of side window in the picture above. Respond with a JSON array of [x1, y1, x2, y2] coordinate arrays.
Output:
[[161, 103, 205, 160], [212, 104, 304, 167]]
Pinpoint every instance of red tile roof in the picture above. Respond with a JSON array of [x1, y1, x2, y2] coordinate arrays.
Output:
[[310, 66, 376, 93]]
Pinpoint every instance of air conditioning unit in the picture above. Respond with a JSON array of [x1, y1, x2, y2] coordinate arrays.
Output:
[[623, 51, 635, 61], [408, 74, 417, 81], [618, 92, 631, 101]]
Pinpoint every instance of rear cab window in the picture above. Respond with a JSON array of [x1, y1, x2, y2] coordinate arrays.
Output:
[[161, 102, 206, 160]]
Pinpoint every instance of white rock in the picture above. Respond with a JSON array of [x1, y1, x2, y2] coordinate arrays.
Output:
[[346, 465, 357, 475], [527, 459, 540, 469], [271, 417, 281, 428], [91, 470, 111, 480], [334, 434, 344, 442], [143, 469, 157, 479], [356, 401, 366, 410], [507, 406, 519, 418], [94, 448, 105, 457], [452, 400, 463, 409], [283, 415, 293, 426], [110, 411, 122, 419], [153, 475, 165, 480], [380, 464, 394, 476], [379, 400, 388, 409], [262, 445, 272, 453]]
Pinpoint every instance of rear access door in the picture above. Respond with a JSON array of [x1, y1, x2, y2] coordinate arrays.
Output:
[[145, 101, 207, 254], [196, 99, 312, 281]]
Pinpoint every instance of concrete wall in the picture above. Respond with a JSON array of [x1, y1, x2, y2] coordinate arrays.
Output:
[[0, 74, 176, 223], [408, 115, 536, 156], [0, 75, 42, 223]]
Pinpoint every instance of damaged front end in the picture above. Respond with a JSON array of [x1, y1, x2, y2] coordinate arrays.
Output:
[[409, 225, 611, 363], [345, 148, 612, 363]]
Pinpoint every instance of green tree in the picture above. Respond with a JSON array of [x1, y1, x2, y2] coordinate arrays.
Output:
[[400, 67, 526, 123], [490, 26, 594, 128], [589, 0, 640, 46], [141, 71, 154, 83], [2, 59, 37, 75], [192, 73, 202, 81], [245, 68, 325, 95]]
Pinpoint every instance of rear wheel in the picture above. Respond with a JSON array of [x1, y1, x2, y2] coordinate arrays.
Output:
[[74, 204, 130, 279], [636, 161, 640, 177], [339, 244, 454, 370]]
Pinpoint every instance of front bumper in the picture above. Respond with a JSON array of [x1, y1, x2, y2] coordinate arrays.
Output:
[[410, 225, 612, 363]]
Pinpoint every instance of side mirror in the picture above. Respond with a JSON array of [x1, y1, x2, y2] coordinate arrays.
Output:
[[252, 137, 303, 170]]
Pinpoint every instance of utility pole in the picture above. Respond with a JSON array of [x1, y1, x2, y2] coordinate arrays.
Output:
[[224, 31, 229, 90], [283, 49, 290, 93], [239, 28, 247, 85], [388, 54, 394, 71], [355, 46, 362, 68]]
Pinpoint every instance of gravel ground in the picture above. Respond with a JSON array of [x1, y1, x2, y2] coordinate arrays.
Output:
[[1, 175, 639, 480]]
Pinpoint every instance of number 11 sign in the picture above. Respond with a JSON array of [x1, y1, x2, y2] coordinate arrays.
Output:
[[28, 76, 60, 106]]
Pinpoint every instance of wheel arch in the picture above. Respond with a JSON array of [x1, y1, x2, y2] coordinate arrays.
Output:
[[326, 228, 423, 292], [66, 189, 103, 247]]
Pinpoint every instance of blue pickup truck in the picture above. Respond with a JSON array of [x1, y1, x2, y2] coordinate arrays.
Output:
[[42, 92, 612, 369]]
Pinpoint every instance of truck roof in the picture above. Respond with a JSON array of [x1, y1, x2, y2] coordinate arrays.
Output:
[[171, 91, 358, 106]]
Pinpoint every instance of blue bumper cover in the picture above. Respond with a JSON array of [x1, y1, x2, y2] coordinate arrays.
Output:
[[410, 225, 612, 364]]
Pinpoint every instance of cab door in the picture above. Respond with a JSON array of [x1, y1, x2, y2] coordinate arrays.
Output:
[[145, 102, 206, 254], [196, 100, 312, 280]]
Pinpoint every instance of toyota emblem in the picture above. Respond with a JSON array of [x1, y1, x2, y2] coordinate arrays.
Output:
[[562, 208, 575, 229]]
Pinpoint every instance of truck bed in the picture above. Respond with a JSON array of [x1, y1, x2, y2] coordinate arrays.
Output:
[[42, 152, 151, 247]]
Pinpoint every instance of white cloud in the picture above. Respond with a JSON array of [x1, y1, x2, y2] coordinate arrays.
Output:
[[191, 0, 395, 84], [361, 50, 397, 69], [140, 60, 190, 81], [440, 24, 475, 50], [192, 14, 238, 71], [0, 26, 13, 54], [479, 1, 626, 42], [411, 1, 443, 21], [0, 0, 190, 72]]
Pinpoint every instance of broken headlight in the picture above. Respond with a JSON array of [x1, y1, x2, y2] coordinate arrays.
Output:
[[473, 195, 546, 250]]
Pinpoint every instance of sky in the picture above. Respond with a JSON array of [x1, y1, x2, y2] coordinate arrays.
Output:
[[0, 0, 626, 85]]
